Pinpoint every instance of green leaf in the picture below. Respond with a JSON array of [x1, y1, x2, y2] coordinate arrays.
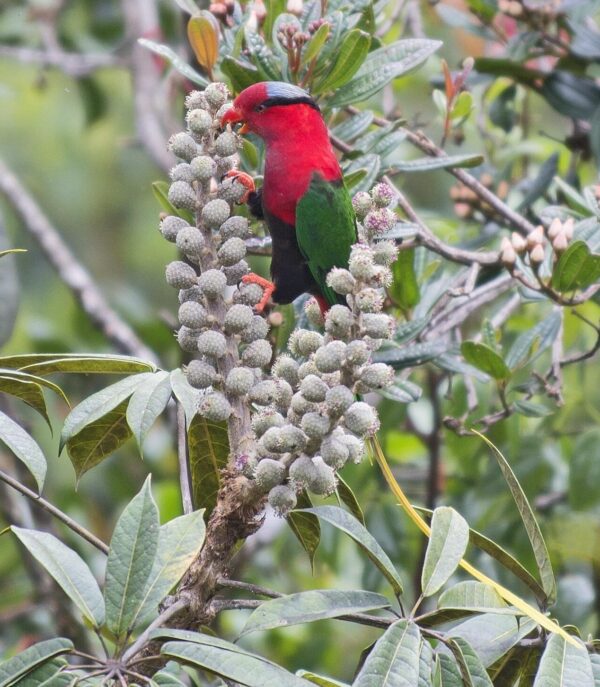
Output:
[[343, 168, 368, 190], [126, 371, 172, 451], [332, 110, 374, 142], [0, 638, 73, 687], [138, 38, 208, 86], [380, 380, 422, 404], [240, 590, 390, 636], [553, 177, 594, 217], [287, 490, 320, 571], [244, 27, 282, 81], [0, 376, 51, 428], [328, 38, 442, 107], [313, 29, 371, 93], [18, 657, 68, 686], [104, 476, 160, 637], [153, 667, 189, 687], [161, 639, 313, 687], [0, 249, 26, 258], [131, 510, 206, 628], [421, 507, 469, 597], [591, 654, 600, 687], [461, 342, 511, 381], [170, 369, 199, 427], [0, 410, 46, 493], [569, 430, 600, 510], [541, 71, 600, 121], [551, 240, 600, 292], [373, 341, 448, 369], [187, 13, 219, 75], [472, 431, 557, 605], [152, 180, 193, 222], [336, 474, 365, 525], [533, 634, 594, 687], [389, 249, 420, 310], [0, 368, 69, 405], [302, 22, 330, 65], [513, 400, 553, 418], [505, 311, 562, 369], [301, 506, 403, 595], [446, 637, 493, 687], [394, 317, 429, 344], [188, 414, 229, 517], [296, 671, 348, 687], [390, 153, 484, 173], [439, 581, 508, 612], [451, 91, 473, 120], [0, 353, 156, 376], [11, 527, 105, 627], [354, 620, 421, 687], [435, 654, 463, 687], [61, 373, 153, 450], [418, 640, 434, 687], [518, 153, 559, 211], [221, 56, 261, 93]]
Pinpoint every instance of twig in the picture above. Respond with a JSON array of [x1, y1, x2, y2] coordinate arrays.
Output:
[[121, 598, 187, 663], [0, 159, 158, 364], [217, 577, 281, 598], [177, 402, 193, 515], [0, 467, 109, 554], [0, 46, 124, 77]]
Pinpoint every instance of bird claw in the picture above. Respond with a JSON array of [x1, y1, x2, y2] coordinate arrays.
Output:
[[223, 170, 256, 204], [241, 273, 275, 313]]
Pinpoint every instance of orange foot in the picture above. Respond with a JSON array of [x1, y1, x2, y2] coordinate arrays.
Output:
[[242, 273, 275, 313], [223, 170, 256, 204]]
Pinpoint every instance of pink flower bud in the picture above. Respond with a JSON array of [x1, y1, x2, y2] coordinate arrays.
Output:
[[287, 0, 303, 14], [511, 232, 527, 253], [526, 225, 544, 249], [530, 243, 545, 264], [552, 231, 568, 253], [500, 237, 516, 266], [547, 217, 562, 239], [562, 217, 574, 240]]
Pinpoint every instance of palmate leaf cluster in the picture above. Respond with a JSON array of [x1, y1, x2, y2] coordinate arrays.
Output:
[[1, 0, 600, 685]]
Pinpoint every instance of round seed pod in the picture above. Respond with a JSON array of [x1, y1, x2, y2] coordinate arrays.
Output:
[[215, 131, 239, 157], [178, 301, 208, 329], [298, 330, 324, 356], [168, 181, 197, 211], [320, 435, 349, 468], [326, 268, 356, 296], [249, 380, 278, 405], [166, 261, 197, 289], [198, 269, 227, 299], [297, 359, 319, 380], [340, 432, 365, 463], [186, 108, 213, 136], [279, 425, 307, 453], [220, 216, 249, 240], [185, 359, 218, 389], [202, 199, 230, 228], [160, 216, 188, 243], [190, 155, 216, 182], [185, 91, 208, 111], [240, 316, 269, 343], [289, 455, 317, 490], [259, 426, 284, 453], [300, 375, 328, 403], [251, 409, 285, 437], [223, 303, 254, 333], [217, 237, 246, 266], [268, 485, 297, 516], [272, 354, 300, 387], [309, 457, 337, 495], [219, 176, 248, 203], [168, 132, 198, 162], [198, 392, 232, 421], [273, 378, 293, 414], [354, 288, 383, 313], [197, 330, 227, 358], [170, 163, 195, 184], [348, 245, 376, 281], [255, 459, 286, 492], [352, 191, 373, 219], [225, 367, 255, 396], [223, 260, 250, 285], [290, 392, 317, 417], [325, 385, 354, 416], [344, 401, 379, 436], [373, 239, 398, 266], [205, 82, 229, 108], [314, 341, 346, 373], [234, 282, 264, 306], [360, 363, 394, 390], [345, 340, 370, 366], [361, 313, 395, 339], [216, 155, 237, 175], [304, 297, 325, 328], [176, 227, 205, 259], [242, 339, 272, 368], [178, 285, 204, 304], [301, 412, 330, 439], [177, 326, 201, 353], [325, 305, 354, 339], [371, 182, 395, 208]]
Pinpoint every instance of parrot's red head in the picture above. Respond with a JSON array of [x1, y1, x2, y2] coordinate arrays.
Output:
[[220, 81, 322, 142]]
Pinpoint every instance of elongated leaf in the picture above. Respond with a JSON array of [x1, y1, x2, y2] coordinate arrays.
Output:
[[288, 491, 320, 570], [301, 506, 403, 595], [161, 639, 313, 687], [533, 634, 593, 687], [138, 38, 208, 86], [435, 654, 463, 687], [104, 476, 159, 637], [446, 637, 493, 687], [296, 671, 348, 687], [569, 430, 600, 510], [0, 249, 26, 258], [61, 373, 153, 449], [0, 369, 68, 404], [472, 431, 556, 604], [240, 590, 390, 636], [169, 369, 199, 427], [439, 581, 507, 612], [590, 654, 600, 686], [391, 153, 484, 173], [0, 410, 46, 492], [551, 240, 600, 292], [0, 353, 155, 375], [11, 527, 104, 626], [354, 620, 420, 687], [153, 668, 188, 686], [131, 510, 206, 628], [422, 507, 469, 597], [390, 249, 419, 310], [0, 638, 73, 687], [221, 56, 261, 92], [332, 111, 374, 142], [126, 371, 172, 450], [418, 640, 434, 687], [187, 13, 219, 74], [188, 414, 229, 516], [336, 474, 365, 525], [0, 376, 50, 428], [302, 22, 330, 65], [461, 342, 510, 381], [394, 317, 429, 344], [314, 29, 371, 93], [505, 311, 562, 369], [20, 657, 68, 685], [244, 28, 282, 81], [373, 341, 448, 369]]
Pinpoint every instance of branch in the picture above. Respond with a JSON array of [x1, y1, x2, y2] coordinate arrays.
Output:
[[0, 158, 158, 364], [121, 598, 187, 663], [176, 402, 193, 515], [0, 46, 124, 77], [0, 467, 109, 554]]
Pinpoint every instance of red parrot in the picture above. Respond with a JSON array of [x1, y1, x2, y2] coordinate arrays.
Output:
[[221, 81, 357, 314]]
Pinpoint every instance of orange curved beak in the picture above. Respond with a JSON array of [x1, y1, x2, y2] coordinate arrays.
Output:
[[221, 106, 249, 134]]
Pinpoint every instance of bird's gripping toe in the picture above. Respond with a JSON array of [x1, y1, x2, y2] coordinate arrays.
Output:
[[242, 273, 275, 313], [223, 170, 256, 204]]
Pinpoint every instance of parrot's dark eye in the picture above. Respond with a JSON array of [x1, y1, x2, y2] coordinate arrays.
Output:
[[254, 103, 267, 113]]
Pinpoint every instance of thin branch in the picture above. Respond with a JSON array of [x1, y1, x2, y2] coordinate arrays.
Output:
[[0, 467, 109, 554], [0, 158, 158, 364], [0, 46, 124, 77], [217, 577, 281, 598], [177, 402, 193, 515], [121, 598, 187, 663]]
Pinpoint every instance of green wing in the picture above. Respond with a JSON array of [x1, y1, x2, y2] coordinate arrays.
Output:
[[296, 174, 357, 306]]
